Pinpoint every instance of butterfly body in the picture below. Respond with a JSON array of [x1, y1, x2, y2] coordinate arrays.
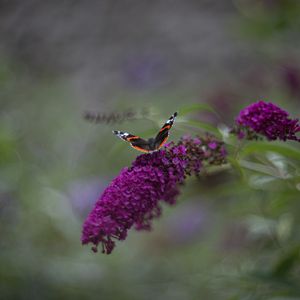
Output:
[[113, 112, 177, 153]]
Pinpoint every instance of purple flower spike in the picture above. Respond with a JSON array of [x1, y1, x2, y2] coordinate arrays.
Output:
[[236, 101, 300, 142], [81, 149, 186, 254], [81, 137, 227, 254]]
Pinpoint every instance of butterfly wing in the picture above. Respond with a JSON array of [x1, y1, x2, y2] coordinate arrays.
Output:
[[154, 112, 177, 149], [112, 130, 152, 153]]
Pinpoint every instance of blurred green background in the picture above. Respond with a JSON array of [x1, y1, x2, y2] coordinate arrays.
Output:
[[0, 1, 300, 299]]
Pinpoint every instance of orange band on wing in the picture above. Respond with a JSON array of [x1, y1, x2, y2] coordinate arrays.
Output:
[[157, 136, 169, 149], [130, 145, 151, 153], [159, 124, 171, 132], [127, 136, 140, 141]]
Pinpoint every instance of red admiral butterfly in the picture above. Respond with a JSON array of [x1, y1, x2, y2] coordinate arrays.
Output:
[[113, 112, 177, 153]]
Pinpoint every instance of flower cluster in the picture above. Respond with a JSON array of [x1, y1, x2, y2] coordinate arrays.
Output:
[[81, 136, 226, 254], [81, 146, 186, 254], [176, 135, 227, 176], [234, 101, 300, 142]]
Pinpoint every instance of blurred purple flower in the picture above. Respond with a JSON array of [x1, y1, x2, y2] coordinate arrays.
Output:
[[207, 88, 241, 123], [282, 64, 300, 98], [81, 136, 227, 254], [235, 101, 300, 142], [165, 203, 210, 245], [67, 179, 107, 218], [123, 54, 166, 88], [237, 131, 245, 140]]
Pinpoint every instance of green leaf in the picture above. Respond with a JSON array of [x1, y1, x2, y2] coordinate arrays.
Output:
[[240, 142, 300, 161], [227, 157, 245, 179], [181, 120, 221, 137], [0, 129, 17, 165], [272, 246, 300, 278], [178, 103, 218, 116], [239, 160, 288, 178]]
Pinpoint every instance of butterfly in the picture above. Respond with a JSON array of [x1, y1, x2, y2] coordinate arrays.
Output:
[[113, 112, 177, 153]]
